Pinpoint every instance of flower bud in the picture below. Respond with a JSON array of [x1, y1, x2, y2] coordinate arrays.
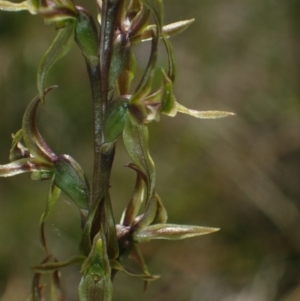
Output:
[[78, 234, 112, 301]]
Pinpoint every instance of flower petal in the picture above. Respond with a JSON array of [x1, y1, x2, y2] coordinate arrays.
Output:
[[0, 158, 53, 177], [0, 0, 28, 11], [176, 102, 235, 119], [133, 223, 220, 243]]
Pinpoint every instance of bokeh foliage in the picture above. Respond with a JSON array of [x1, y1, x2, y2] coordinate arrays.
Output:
[[0, 0, 300, 300]]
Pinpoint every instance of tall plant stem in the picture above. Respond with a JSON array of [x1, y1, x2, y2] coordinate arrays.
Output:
[[85, 56, 106, 206], [87, 0, 121, 207], [99, 0, 121, 104]]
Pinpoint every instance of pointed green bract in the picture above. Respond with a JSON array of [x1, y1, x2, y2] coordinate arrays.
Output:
[[160, 69, 177, 116], [37, 23, 75, 102], [75, 7, 99, 58], [78, 233, 112, 301], [123, 117, 155, 204]]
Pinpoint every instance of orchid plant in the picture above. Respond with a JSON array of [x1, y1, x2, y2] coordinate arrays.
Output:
[[0, 0, 234, 300]]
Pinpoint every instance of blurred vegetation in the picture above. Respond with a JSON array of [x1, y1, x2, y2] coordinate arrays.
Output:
[[0, 0, 300, 300]]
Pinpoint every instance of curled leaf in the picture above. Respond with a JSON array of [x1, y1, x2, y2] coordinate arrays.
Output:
[[130, 27, 158, 109], [120, 171, 145, 226], [22, 87, 57, 162], [122, 119, 155, 204], [133, 223, 220, 243], [37, 23, 75, 102]]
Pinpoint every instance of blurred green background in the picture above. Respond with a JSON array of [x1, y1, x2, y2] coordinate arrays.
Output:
[[0, 0, 300, 300]]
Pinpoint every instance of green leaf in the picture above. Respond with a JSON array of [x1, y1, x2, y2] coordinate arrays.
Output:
[[103, 98, 129, 143], [160, 69, 177, 116], [54, 154, 90, 210], [75, 7, 99, 58], [133, 224, 220, 243], [37, 23, 75, 102]]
